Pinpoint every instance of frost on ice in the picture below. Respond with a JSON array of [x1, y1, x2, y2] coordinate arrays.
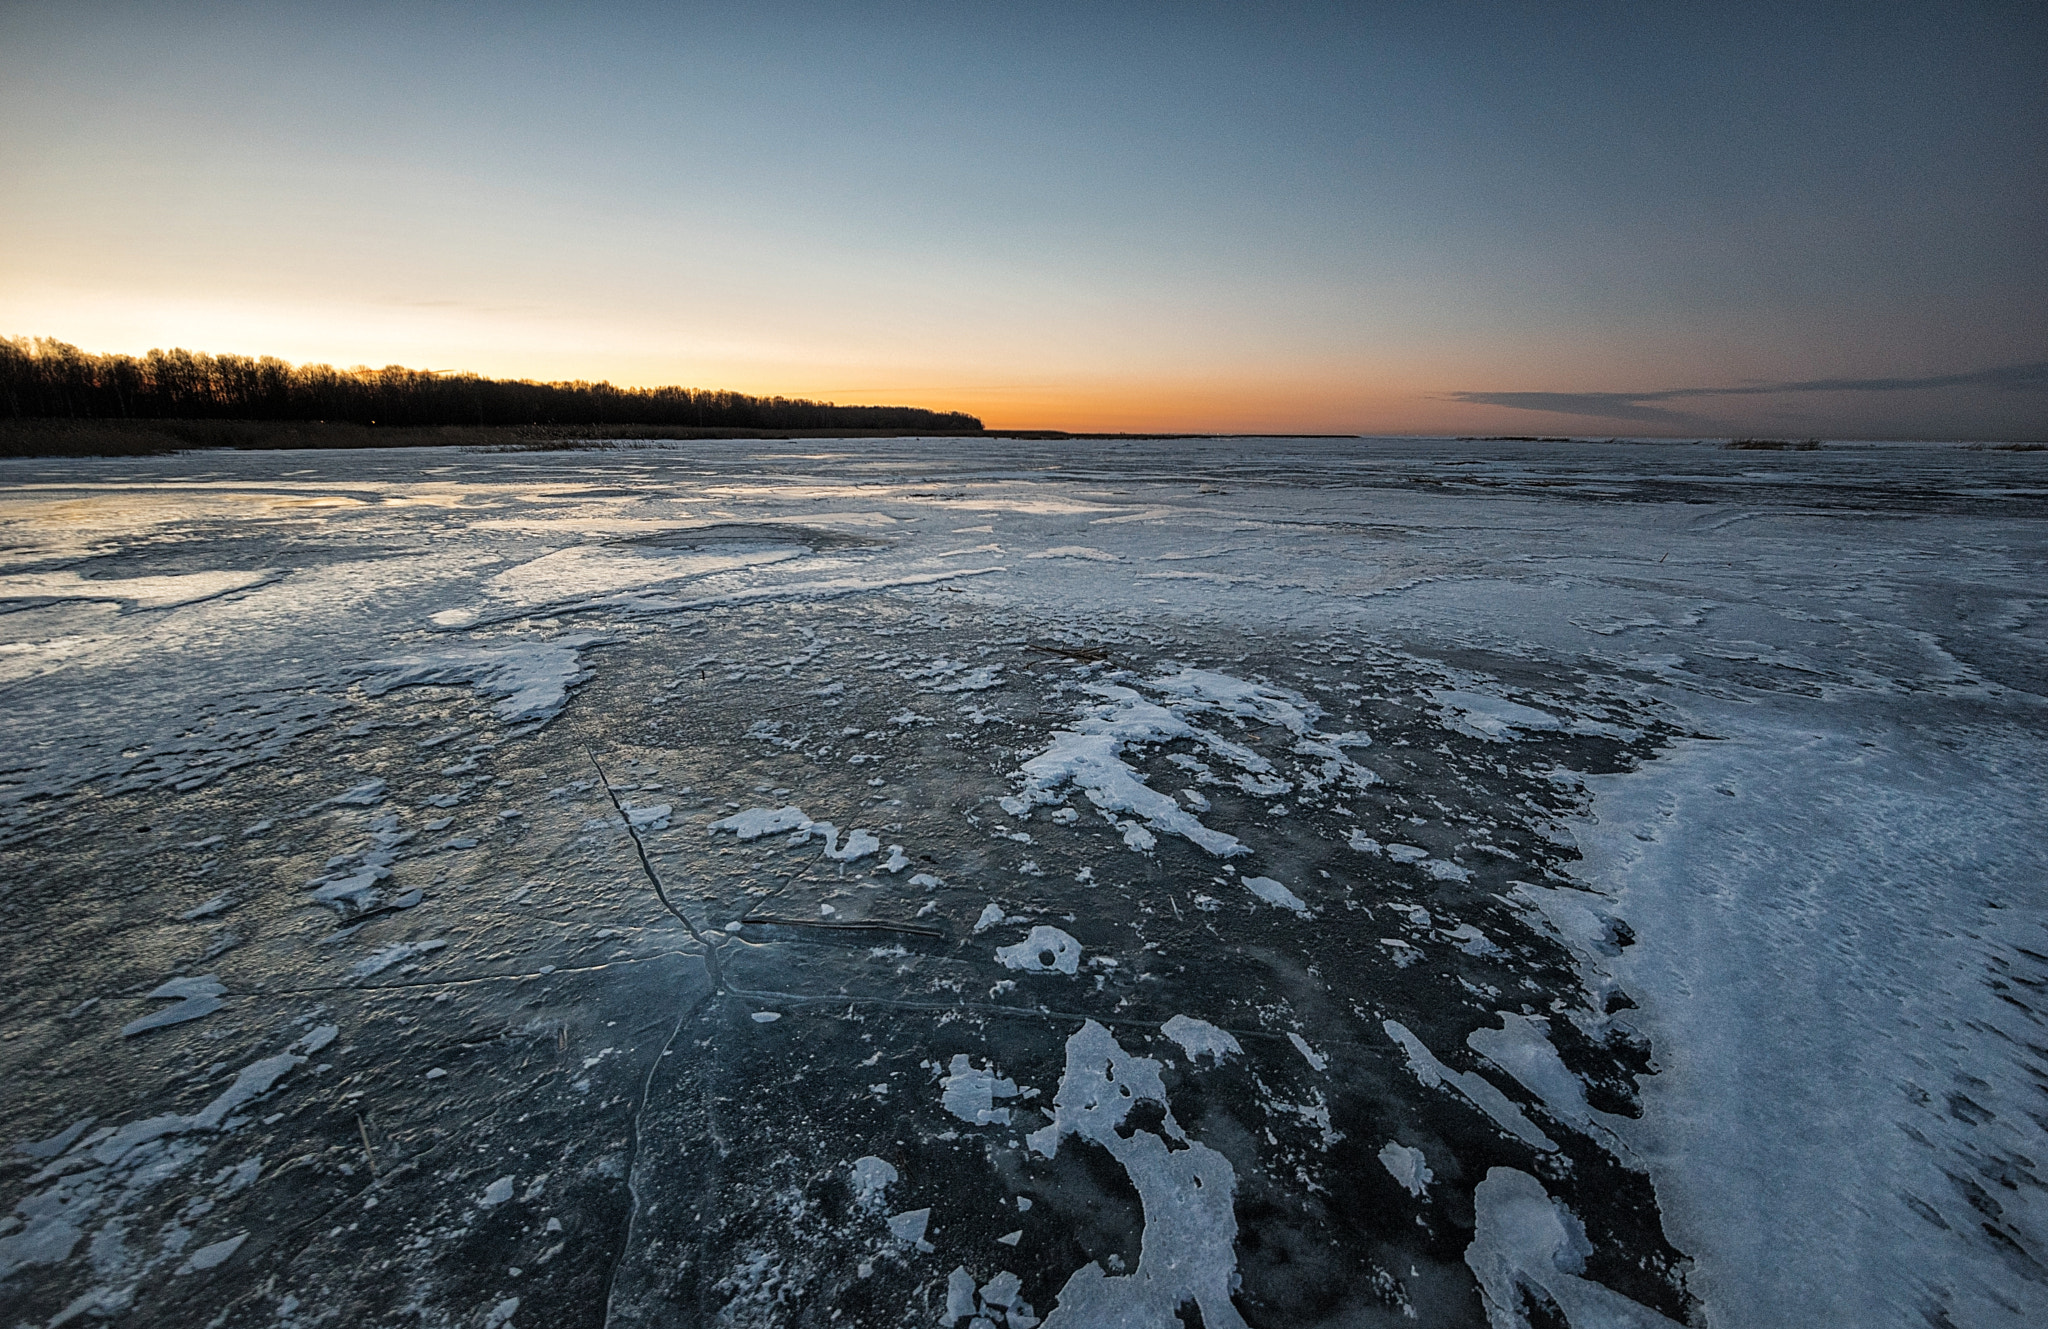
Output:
[[1025, 1020, 1247, 1329]]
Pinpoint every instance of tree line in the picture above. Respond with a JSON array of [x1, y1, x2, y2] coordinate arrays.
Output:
[[0, 336, 982, 432]]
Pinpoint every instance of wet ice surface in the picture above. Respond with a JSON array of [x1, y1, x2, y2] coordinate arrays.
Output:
[[0, 438, 2043, 1328]]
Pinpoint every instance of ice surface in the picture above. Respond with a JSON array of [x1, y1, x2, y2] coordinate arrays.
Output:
[[3, 437, 2040, 1326]]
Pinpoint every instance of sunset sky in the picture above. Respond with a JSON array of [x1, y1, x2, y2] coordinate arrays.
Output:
[[3, 1, 2043, 438]]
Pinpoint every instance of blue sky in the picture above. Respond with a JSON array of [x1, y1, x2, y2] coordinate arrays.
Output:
[[3, 1, 2042, 435]]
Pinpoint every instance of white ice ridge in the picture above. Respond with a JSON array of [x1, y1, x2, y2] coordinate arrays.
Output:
[[1382, 1019, 1557, 1153], [1465, 1168, 1681, 1328], [996, 925, 1083, 975], [1027, 1020, 1248, 1329], [1161, 1015, 1242, 1064], [999, 667, 1377, 856], [359, 633, 601, 724]]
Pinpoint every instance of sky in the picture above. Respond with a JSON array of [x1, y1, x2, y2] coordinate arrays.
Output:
[[2, 1, 2044, 438]]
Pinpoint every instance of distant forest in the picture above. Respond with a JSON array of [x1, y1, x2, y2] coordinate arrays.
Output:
[[0, 336, 982, 432]]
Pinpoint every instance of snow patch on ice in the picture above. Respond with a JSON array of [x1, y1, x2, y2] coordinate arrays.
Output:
[[1465, 1167, 1681, 1327], [1161, 1015, 1242, 1064], [940, 1055, 1019, 1126], [1383, 1019, 1556, 1153], [995, 926, 1082, 975], [708, 805, 809, 840], [360, 634, 600, 725], [1026, 1020, 1247, 1329], [1378, 1142, 1433, 1198], [1431, 690, 1564, 742]]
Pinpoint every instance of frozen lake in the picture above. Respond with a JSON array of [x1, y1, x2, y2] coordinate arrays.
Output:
[[1, 436, 2042, 1328]]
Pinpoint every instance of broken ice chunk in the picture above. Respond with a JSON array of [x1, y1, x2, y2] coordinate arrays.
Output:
[[973, 903, 1008, 934], [624, 803, 672, 831], [175, 1232, 247, 1274], [995, 926, 1082, 975], [981, 1271, 1023, 1307], [348, 939, 448, 979], [1384, 843, 1429, 863], [849, 1156, 898, 1212], [940, 1054, 1019, 1125], [14, 1116, 96, 1159], [1161, 1015, 1242, 1064], [879, 845, 910, 872], [478, 1176, 515, 1207], [947, 1267, 979, 1319], [1241, 875, 1310, 916], [1346, 830, 1382, 855], [330, 779, 388, 807], [887, 1207, 932, 1246]]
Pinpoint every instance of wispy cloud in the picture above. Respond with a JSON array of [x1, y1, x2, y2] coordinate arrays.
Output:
[[1448, 362, 2048, 424]]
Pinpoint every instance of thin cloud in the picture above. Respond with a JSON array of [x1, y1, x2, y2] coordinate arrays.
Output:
[[1448, 362, 2048, 423]]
